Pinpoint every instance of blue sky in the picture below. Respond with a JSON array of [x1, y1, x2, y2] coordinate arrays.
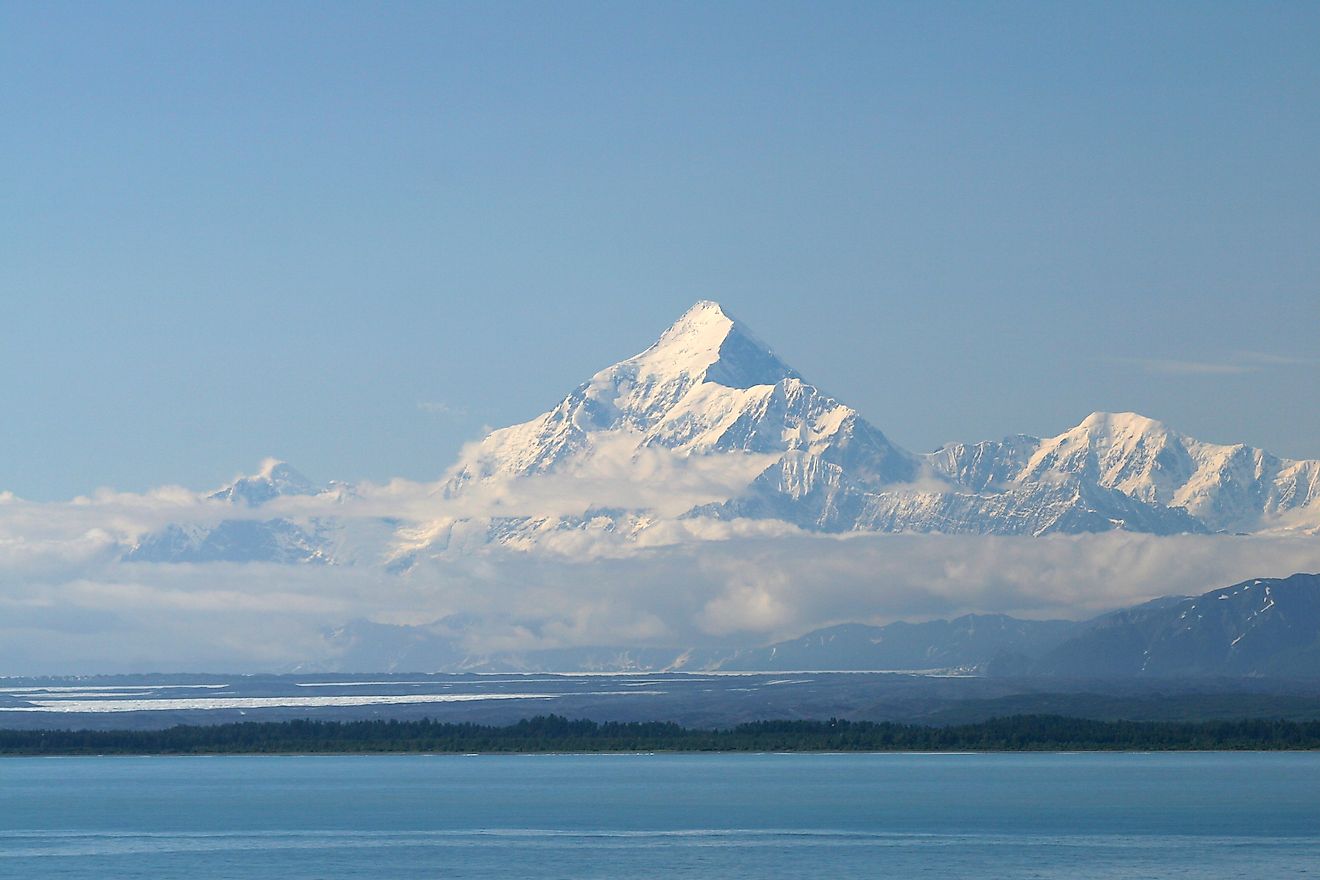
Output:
[[3, 1, 1318, 500]]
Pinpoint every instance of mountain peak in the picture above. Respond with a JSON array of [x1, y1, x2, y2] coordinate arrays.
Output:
[[624, 300, 800, 390], [210, 459, 319, 506], [257, 457, 305, 481], [677, 298, 730, 323], [446, 301, 841, 487], [1077, 411, 1171, 436]]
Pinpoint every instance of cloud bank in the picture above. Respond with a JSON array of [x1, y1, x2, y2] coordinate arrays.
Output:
[[2, 483, 1318, 674], [0, 437, 1316, 674]]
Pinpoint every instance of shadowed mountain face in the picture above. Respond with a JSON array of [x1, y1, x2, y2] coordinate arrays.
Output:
[[1028, 572, 1320, 677], [714, 616, 1082, 672], [729, 573, 1320, 678]]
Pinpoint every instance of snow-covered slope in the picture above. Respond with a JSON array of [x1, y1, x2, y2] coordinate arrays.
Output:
[[443, 301, 920, 540], [208, 458, 320, 505], [126, 460, 333, 564], [929, 412, 1320, 534], [127, 518, 330, 564], [447, 300, 916, 492]]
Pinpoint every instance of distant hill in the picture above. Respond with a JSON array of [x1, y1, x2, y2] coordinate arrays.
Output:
[[318, 573, 1320, 679], [729, 573, 1320, 678], [1027, 572, 1320, 677], [715, 616, 1080, 672]]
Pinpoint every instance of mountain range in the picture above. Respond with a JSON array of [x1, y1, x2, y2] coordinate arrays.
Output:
[[124, 300, 1320, 567], [321, 573, 1320, 677]]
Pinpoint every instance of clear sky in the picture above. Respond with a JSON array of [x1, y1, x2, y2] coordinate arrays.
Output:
[[3, 1, 1318, 500]]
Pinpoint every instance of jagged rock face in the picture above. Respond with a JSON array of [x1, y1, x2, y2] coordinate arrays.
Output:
[[925, 436, 1040, 493], [855, 481, 1207, 537]]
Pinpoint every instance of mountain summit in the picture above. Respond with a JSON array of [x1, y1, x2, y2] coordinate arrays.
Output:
[[210, 459, 319, 506], [628, 300, 801, 390], [441, 301, 1318, 540], [445, 301, 917, 519]]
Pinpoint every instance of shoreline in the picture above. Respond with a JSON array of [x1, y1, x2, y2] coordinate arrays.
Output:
[[8, 749, 1320, 759]]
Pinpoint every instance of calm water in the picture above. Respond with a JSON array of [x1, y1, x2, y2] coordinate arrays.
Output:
[[2, 753, 1318, 878]]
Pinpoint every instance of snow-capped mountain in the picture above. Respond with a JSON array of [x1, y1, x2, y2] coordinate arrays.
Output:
[[447, 300, 916, 491], [932, 411, 1320, 534], [443, 300, 916, 538], [208, 458, 320, 505], [126, 518, 330, 565], [126, 460, 332, 564], [124, 300, 1320, 565], [927, 412, 1320, 535], [436, 301, 1317, 543]]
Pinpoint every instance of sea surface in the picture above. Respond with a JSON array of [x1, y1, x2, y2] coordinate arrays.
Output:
[[1, 753, 1318, 878]]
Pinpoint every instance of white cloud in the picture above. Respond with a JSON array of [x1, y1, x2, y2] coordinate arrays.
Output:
[[0, 454, 1317, 673], [1, 530, 1317, 673]]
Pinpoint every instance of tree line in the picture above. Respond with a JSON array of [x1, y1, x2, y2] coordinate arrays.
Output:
[[3, 714, 1320, 755]]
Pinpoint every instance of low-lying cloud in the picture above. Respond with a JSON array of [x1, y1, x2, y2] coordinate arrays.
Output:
[[1, 520, 1317, 674], [1, 448, 1317, 674]]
